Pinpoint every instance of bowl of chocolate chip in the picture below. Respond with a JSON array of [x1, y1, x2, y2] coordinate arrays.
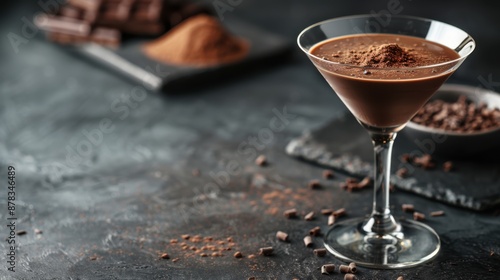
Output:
[[404, 84, 500, 158]]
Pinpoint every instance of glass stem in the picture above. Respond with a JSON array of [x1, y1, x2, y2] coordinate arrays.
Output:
[[363, 132, 400, 235]]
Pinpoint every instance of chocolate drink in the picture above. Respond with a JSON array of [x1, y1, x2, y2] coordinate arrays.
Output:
[[310, 34, 460, 130]]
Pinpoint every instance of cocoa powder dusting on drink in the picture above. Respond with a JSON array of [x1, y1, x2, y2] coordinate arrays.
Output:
[[360, 43, 416, 67], [143, 15, 249, 67]]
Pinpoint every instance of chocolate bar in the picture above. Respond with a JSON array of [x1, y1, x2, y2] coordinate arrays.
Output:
[[35, 0, 213, 47]]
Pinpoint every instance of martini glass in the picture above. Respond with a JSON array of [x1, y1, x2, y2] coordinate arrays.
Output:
[[297, 15, 475, 268]]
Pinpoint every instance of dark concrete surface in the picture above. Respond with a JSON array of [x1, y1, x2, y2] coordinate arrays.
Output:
[[1, 0, 499, 279]]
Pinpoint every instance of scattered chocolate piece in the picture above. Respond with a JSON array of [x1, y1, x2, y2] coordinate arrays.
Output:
[[248, 277, 256, 280], [200, 253, 208, 257], [276, 231, 289, 242], [247, 254, 256, 259], [34, 229, 43, 234], [16, 230, 27, 236], [309, 226, 321, 236], [413, 212, 425, 221], [321, 208, 334, 215], [170, 239, 178, 244], [400, 154, 412, 163], [304, 211, 315, 221], [397, 276, 404, 280], [323, 170, 335, 179], [172, 258, 180, 262], [160, 253, 170, 259], [430, 210, 445, 217], [344, 273, 358, 280], [339, 264, 350, 273], [227, 237, 233, 242], [396, 167, 409, 178], [255, 155, 267, 166], [333, 208, 346, 218], [348, 262, 357, 273], [89, 256, 97, 261], [259, 247, 274, 256], [321, 264, 336, 275], [283, 208, 297, 219], [328, 215, 336, 226], [211, 252, 221, 257], [413, 154, 435, 170], [308, 179, 321, 189], [443, 161, 454, 172], [314, 248, 327, 257], [402, 204, 414, 212], [303, 236, 313, 247], [490, 250, 495, 257], [181, 234, 190, 240], [234, 251, 243, 258]]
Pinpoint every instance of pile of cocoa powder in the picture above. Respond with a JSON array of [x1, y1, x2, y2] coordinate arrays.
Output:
[[143, 15, 249, 67], [321, 42, 452, 68]]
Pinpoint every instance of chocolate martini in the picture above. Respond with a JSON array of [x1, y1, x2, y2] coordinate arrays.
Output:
[[310, 34, 460, 130]]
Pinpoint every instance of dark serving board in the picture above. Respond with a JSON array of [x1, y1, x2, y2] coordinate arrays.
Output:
[[68, 18, 291, 91], [286, 113, 500, 211]]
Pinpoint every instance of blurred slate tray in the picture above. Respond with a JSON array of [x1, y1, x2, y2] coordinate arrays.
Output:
[[286, 113, 500, 211], [69, 18, 290, 91]]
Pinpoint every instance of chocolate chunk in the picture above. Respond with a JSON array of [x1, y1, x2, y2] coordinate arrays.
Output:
[[402, 204, 414, 212], [283, 208, 297, 219], [259, 247, 273, 256], [309, 226, 321, 236], [247, 254, 256, 259], [303, 236, 313, 247], [413, 212, 425, 221], [276, 231, 289, 242], [234, 251, 243, 258], [304, 211, 315, 221], [322, 170, 335, 179], [308, 179, 321, 189], [430, 210, 445, 217], [313, 248, 327, 257], [255, 155, 267, 166], [321, 264, 336, 275]]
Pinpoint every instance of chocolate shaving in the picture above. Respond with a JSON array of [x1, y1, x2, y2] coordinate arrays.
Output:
[[259, 247, 273, 256], [314, 248, 327, 257], [321, 264, 336, 275], [276, 231, 289, 242], [309, 226, 321, 236], [303, 236, 313, 247]]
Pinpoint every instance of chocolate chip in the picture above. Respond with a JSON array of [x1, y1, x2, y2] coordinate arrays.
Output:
[[283, 208, 297, 219], [309, 226, 321, 236], [200, 253, 208, 257], [402, 204, 414, 212], [160, 253, 170, 259], [308, 179, 321, 189], [323, 170, 335, 179], [259, 247, 273, 256], [430, 210, 445, 217], [397, 276, 404, 280], [304, 211, 315, 221], [321, 208, 334, 215], [255, 155, 267, 166], [181, 234, 190, 240], [314, 248, 327, 257], [328, 214, 336, 226], [276, 231, 289, 242], [443, 161, 454, 172], [234, 251, 243, 258], [303, 236, 313, 247], [413, 212, 425, 221], [321, 264, 336, 275]]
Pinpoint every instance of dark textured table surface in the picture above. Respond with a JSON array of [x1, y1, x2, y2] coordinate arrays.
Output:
[[1, 1, 500, 279]]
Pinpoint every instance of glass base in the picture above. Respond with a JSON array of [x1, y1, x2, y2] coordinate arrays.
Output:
[[324, 217, 440, 269]]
